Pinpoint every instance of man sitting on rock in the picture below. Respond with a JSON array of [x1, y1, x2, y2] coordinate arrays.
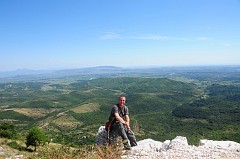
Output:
[[108, 95, 137, 150]]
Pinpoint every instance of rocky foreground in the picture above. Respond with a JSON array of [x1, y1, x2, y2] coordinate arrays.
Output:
[[97, 126, 240, 159], [122, 136, 240, 159], [1, 126, 240, 159]]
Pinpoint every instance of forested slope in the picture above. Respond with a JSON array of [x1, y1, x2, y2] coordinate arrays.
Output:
[[1, 71, 240, 146]]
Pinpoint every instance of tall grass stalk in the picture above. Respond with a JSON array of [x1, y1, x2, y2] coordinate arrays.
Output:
[[28, 143, 123, 159]]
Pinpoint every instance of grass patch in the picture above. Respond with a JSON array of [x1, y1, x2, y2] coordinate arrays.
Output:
[[181, 118, 209, 124], [71, 103, 100, 114], [51, 115, 82, 129], [13, 108, 60, 119], [28, 143, 123, 159]]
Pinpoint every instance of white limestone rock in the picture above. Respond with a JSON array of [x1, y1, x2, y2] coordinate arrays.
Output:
[[199, 139, 240, 151], [133, 138, 162, 152], [161, 139, 171, 151], [123, 139, 163, 158], [168, 136, 188, 149], [96, 126, 108, 146], [0, 146, 4, 155], [94, 126, 240, 159]]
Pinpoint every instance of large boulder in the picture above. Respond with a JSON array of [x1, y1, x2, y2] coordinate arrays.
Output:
[[133, 139, 163, 152], [96, 125, 121, 146], [123, 139, 163, 158], [96, 126, 108, 146], [168, 136, 188, 149]]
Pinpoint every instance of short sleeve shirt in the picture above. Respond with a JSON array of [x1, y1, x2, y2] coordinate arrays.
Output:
[[108, 104, 129, 124]]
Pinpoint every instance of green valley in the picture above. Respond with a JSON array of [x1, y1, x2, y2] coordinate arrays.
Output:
[[0, 66, 239, 147]]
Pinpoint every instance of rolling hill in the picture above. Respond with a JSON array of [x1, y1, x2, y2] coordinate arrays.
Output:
[[0, 66, 240, 147]]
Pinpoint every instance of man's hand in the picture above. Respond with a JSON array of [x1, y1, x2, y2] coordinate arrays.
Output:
[[115, 113, 131, 130], [125, 121, 130, 130]]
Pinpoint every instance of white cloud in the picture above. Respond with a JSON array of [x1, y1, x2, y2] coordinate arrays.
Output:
[[128, 34, 190, 41], [99, 32, 212, 42], [99, 32, 191, 41], [99, 32, 121, 40], [196, 37, 212, 41], [129, 35, 172, 40]]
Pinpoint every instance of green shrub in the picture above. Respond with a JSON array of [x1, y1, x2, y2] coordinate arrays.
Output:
[[26, 127, 48, 151], [0, 122, 17, 139]]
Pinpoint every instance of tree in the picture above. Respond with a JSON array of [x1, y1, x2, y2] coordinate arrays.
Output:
[[0, 122, 16, 139], [25, 127, 48, 151]]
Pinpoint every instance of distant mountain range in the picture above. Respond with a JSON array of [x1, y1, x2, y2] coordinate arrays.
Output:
[[0, 65, 240, 81], [0, 66, 120, 78]]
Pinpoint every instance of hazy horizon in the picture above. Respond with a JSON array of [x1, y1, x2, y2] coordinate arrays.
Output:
[[1, 0, 240, 71], [1, 64, 240, 73]]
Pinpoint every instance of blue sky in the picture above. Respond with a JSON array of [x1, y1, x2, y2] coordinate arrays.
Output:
[[0, 0, 240, 71]]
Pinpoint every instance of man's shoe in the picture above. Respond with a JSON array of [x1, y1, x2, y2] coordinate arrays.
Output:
[[123, 140, 131, 150]]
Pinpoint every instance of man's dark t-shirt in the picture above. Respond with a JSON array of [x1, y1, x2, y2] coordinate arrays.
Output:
[[108, 104, 129, 124]]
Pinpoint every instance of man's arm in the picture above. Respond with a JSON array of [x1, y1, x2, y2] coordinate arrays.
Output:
[[125, 114, 130, 130], [114, 113, 131, 130], [114, 113, 126, 124]]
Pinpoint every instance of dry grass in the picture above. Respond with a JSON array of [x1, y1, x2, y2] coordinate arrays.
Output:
[[0, 138, 31, 159], [71, 103, 100, 114], [0, 138, 123, 159], [51, 115, 82, 129], [13, 108, 60, 118], [28, 143, 123, 159]]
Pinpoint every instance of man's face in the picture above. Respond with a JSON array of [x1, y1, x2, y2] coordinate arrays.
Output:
[[118, 97, 126, 107]]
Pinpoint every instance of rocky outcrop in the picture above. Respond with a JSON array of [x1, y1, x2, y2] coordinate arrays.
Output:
[[96, 126, 108, 146], [123, 136, 240, 159], [96, 126, 240, 159], [199, 139, 240, 151]]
